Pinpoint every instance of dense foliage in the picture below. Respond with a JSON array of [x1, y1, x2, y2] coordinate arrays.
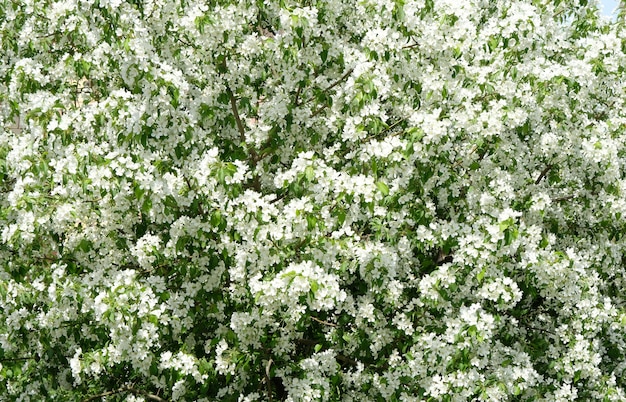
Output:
[[2, 0, 626, 400]]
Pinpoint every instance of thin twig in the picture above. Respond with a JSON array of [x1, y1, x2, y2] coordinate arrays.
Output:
[[310, 104, 329, 118], [183, 176, 204, 214], [132, 388, 168, 402], [36, 31, 60, 39], [265, 358, 274, 402], [183, 175, 194, 191], [310, 316, 338, 327], [554, 7, 567, 20], [535, 164, 553, 184], [452, 145, 478, 168], [295, 339, 359, 367], [552, 195, 576, 202], [0, 356, 35, 362], [82, 387, 126, 402], [402, 35, 421, 49], [82, 387, 167, 402], [269, 192, 288, 205], [304, 68, 354, 105], [525, 325, 557, 336], [360, 117, 408, 143], [294, 84, 303, 106], [321, 68, 354, 95], [382, 117, 406, 134], [176, 36, 194, 48]]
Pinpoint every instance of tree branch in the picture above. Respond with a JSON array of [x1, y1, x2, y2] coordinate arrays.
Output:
[[335, 354, 359, 367], [226, 87, 248, 145], [224, 82, 261, 191]]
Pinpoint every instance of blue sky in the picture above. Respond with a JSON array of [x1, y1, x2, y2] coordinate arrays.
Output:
[[600, 0, 620, 17]]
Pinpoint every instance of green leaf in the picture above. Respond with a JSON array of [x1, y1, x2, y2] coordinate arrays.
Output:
[[499, 218, 512, 232], [150, 362, 159, 376], [305, 165, 315, 182], [282, 270, 297, 281], [321, 48, 328, 63], [77, 239, 93, 253], [337, 210, 346, 226], [306, 215, 317, 230], [500, 224, 519, 246], [477, 267, 486, 283], [488, 36, 499, 51], [211, 210, 222, 227], [141, 197, 152, 213], [376, 181, 389, 196], [176, 237, 189, 252], [140, 131, 148, 147]]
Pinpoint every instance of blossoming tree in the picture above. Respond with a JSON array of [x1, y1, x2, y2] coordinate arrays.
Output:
[[2, 0, 626, 400]]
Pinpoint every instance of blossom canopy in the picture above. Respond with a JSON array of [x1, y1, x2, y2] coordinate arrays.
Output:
[[2, 0, 626, 401]]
